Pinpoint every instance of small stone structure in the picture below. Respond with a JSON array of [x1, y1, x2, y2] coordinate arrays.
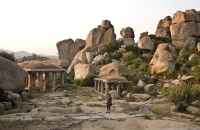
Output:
[[94, 76, 130, 95], [24, 68, 66, 92]]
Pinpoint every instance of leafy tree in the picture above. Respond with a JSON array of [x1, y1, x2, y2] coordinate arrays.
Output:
[[0, 49, 15, 62]]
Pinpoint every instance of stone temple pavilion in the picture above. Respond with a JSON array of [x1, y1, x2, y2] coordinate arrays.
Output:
[[18, 60, 66, 92], [94, 76, 130, 95], [24, 68, 66, 92]]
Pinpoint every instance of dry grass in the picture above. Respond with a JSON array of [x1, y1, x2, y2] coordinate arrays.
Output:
[[18, 60, 62, 69]]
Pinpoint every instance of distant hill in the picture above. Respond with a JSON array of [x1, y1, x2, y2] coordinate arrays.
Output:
[[14, 51, 58, 61]]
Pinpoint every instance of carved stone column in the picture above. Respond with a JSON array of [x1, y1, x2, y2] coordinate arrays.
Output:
[[38, 72, 43, 92], [98, 80, 101, 92], [27, 73, 31, 90], [61, 72, 64, 85], [117, 83, 121, 94], [52, 72, 56, 91], [94, 79, 97, 91], [101, 81, 104, 94]]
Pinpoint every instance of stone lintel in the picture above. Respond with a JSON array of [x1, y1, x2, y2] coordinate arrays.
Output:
[[24, 68, 66, 72]]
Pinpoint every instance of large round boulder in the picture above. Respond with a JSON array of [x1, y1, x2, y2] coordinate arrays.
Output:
[[149, 44, 178, 75], [99, 62, 130, 76], [120, 27, 135, 38], [0, 57, 27, 93]]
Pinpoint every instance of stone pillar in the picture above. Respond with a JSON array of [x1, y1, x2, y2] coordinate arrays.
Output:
[[60, 72, 64, 85], [94, 79, 97, 91], [101, 81, 104, 94], [117, 84, 121, 94], [36, 73, 40, 87], [45, 72, 50, 86], [43, 73, 47, 91], [27, 73, 31, 90], [32, 73, 37, 86], [38, 72, 43, 92], [105, 83, 108, 95], [98, 80, 101, 92], [52, 72, 56, 91]]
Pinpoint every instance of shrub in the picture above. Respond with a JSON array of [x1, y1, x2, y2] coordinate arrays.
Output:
[[0, 49, 15, 62], [80, 73, 99, 87], [125, 45, 139, 55], [148, 34, 172, 50], [126, 84, 144, 93], [163, 67, 176, 79], [122, 52, 137, 62], [110, 51, 122, 60], [73, 79, 81, 85], [100, 43, 120, 54], [164, 83, 200, 105], [192, 66, 200, 83], [104, 54, 112, 64], [56, 71, 75, 84]]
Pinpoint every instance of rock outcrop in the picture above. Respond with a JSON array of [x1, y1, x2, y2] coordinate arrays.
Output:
[[99, 62, 130, 76], [0, 57, 27, 93], [149, 44, 178, 75], [6, 91, 22, 109], [67, 20, 117, 74], [56, 38, 86, 64], [118, 27, 135, 46], [74, 63, 97, 79], [138, 32, 154, 54], [155, 16, 172, 37], [170, 9, 200, 50]]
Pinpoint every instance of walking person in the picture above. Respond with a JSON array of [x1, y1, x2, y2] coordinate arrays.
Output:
[[105, 93, 112, 113]]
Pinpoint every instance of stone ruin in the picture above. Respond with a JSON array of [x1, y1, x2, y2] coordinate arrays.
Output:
[[94, 76, 130, 95]]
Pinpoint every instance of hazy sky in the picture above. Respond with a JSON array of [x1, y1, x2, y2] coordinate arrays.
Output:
[[0, 0, 199, 55]]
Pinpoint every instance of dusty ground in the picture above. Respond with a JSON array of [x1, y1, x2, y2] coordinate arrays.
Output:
[[0, 86, 200, 130]]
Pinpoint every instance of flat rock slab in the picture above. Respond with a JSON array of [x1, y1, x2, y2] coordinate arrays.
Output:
[[71, 115, 103, 120]]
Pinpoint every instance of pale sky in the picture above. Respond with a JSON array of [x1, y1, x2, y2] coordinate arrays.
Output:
[[0, 0, 199, 55]]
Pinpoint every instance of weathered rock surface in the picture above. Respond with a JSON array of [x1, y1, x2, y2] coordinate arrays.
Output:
[[73, 49, 87, 63], [186, 106, 200, 115], [155, 28, 171, 38], [67, 59, 86, 73], [172, 11, 195, 24], [138, 36, 154, 53], [75, 39, 86, 50], [74, 64, 97, 79], [109, 90, 121, 99], [56, 39, 85, 64], [5, 91, 22, 109], [170, 22, 196, 49], [120, 27, 135, 38], [31, 106, 83, 118], [99, 28, 116, 47], [188, 54, 199, 61], [101, 20, 113, 30], [0, 103, 4, 114], [170, 9, 200, 50], [99, 62, 130, 76], [139, 32, 148, 39], [197, 42, 200, 51], [85, 28, 106, 49], [155, 16, 172, 37], [149, 44, 177, 75], [120, 38, 135, 45], [185, 9, 200, 22], [0, 57, 27, 93]]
